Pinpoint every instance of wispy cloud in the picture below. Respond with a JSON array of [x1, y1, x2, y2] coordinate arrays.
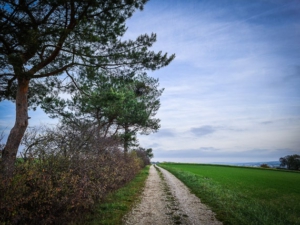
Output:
[[152, 129, 176, 138], [190, 126, 216, 137], [153, 147, 300, 163], [1, 0, 300, 163]]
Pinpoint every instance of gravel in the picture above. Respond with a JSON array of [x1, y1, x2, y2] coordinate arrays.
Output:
[[124, 165, 222, 225]]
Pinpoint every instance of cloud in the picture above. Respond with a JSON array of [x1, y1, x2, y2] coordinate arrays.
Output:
[[152, 129, 175, 138], [148, 143, 161, 148], [190, 126, 216, 136], [2, 0, 300, 163], [153, 147, 300, 163], [261, 121, 273, 125], [155, 147, 220, 158]]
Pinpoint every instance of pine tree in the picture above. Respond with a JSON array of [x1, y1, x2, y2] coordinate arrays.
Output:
[[0, 0, 174, 176]]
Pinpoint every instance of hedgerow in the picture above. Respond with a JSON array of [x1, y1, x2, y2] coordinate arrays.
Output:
[[0, 125, 148, 224]]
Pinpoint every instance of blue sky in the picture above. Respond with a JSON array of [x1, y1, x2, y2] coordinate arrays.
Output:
[[1, 0, 300, 163]]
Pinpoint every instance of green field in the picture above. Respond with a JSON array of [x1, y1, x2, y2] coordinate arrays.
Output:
[[159, 163, 300, 225]]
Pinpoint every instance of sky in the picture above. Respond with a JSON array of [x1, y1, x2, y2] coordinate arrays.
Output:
[[1, 0, 300, 163]]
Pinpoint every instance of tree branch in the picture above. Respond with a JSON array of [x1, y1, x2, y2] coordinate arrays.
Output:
[[65, 70, 91, 97]]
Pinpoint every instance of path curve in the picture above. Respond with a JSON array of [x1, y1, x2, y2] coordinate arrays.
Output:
[[124, 165, 222, 225]]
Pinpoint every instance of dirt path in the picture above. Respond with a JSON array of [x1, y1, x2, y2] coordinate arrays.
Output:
[[123, 165, 222, 225]]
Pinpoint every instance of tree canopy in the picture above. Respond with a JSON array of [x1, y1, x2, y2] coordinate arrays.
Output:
[[0, 0, 174, 176], [41, 69, 163, 152], [280, 154, 300, 170], [0, 0, 173, 101]]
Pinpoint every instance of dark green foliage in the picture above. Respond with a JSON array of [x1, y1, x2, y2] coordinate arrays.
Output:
[[280, 154, 300, 170], [146, 148, 154, 159], [0, 0, 174, 176], [41, 71, 163, 152], [0, 0, 174, 104]]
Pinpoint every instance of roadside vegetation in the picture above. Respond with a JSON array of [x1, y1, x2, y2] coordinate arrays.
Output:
[[0, 1, 173, 224], [160, 163, 300, 225], [0, 125, 152, 224], [77, 165, 150, 225]]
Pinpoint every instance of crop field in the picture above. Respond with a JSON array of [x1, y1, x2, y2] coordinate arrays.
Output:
[[159, 163, 300, 225]]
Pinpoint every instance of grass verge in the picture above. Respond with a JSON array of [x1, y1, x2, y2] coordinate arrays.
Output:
[[75, 165, 150, 225], [160, 163, 300, 225]]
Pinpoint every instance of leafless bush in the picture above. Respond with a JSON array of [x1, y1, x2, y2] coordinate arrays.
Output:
[[134, 147, 151, 167], [0, 123, 142, 224]]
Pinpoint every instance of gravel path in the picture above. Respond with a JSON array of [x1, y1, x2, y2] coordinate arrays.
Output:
[[124, 165, 222, 225]]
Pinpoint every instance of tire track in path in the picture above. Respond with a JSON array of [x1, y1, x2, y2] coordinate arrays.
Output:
[[124, 165, 222, 225]]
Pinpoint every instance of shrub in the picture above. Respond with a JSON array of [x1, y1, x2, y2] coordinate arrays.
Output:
[[0, 126, 142, 224], [133, 147, 153, 168], [260, 164, 270, 168]]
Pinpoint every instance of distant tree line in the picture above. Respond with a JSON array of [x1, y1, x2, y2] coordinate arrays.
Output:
[[280, 154, 300, 171]]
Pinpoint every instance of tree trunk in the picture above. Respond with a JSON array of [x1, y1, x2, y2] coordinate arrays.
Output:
[[124, 125, 129, 153], [1, 78, 29, 177]]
